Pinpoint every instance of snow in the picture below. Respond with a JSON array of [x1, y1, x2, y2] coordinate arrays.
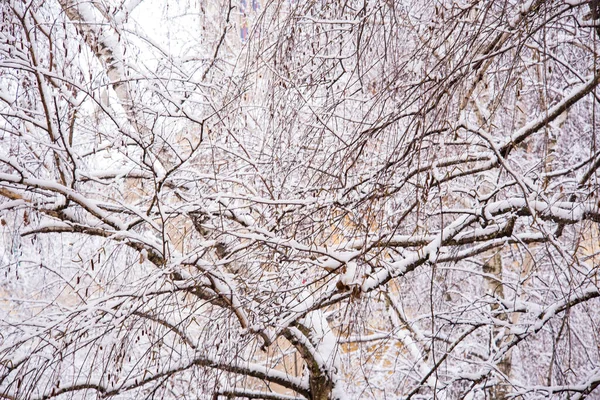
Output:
[[3, 0, 600, 399]]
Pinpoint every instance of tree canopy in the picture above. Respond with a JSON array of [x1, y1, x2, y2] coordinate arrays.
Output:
[[1, 0, 600, 399]]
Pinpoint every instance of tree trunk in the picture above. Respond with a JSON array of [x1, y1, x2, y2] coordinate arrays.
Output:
[[483, 252, 512, 400]]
